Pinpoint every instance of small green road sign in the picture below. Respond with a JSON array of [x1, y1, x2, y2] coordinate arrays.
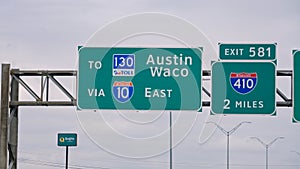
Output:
[[293, 50, 300, 122], [211, 61, 276, 115], [219, 43, 276, 60], [57, 133, 77, 147], [78, 47, 202, 111]]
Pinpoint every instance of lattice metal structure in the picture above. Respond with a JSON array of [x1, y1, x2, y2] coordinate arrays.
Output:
[[1, 65, 77, 169], [10, 69, 77, 106], [0, 64, 292, 169]]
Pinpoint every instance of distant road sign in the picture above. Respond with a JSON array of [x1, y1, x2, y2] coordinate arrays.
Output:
[[293, 50, 300, 122], [211, 61, 276, 115], [78, 47, 202, 110], [219, 43, 276, 60], [57, 133, 77, 147]]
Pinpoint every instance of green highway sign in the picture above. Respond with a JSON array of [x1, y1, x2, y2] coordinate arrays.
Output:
[[293, 50, 300, 122], [219, 43, 276, 60], [57, 133, 77, 147], [211, 61, 276, 115], [78, 47, 202, 110]]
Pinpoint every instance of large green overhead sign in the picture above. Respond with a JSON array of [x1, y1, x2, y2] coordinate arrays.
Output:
[[293, 50, 300, 122], [78, 47, 202, 110], [211, 43, 277, 115]]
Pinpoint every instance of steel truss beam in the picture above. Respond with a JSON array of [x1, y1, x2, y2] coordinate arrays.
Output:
[[8, 69, 292, 107], [10, 70, 77, 106], [0, 67, 293, 169]]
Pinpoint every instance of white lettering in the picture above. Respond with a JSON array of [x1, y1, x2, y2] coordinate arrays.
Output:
[[88, 88, 105, 97], [225, 49, 230, 55], [150, 67, 189, 77], [224, 49, 244, 56], [145, 88, 151, 98], [88, 61, 102, 69], [145, 88, 172, 98], [146, 55, 155, 65], [146, 54, 192, 66], [235, 100, 264, 109]]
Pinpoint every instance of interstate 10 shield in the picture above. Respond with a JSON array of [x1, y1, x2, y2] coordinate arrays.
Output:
[[112, 81, 134, 103]]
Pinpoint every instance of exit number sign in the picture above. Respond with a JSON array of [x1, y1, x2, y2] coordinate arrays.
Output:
[[211, 43, 277, 115], [219, 43, 276, 60]]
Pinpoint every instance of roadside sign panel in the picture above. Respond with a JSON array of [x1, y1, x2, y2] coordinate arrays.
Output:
[[219, 43, 276, 60], [293, 50, 300, 122], [57, 133, 77, 147], [211, 61, 276, 115], [78, 47, 202, 110]]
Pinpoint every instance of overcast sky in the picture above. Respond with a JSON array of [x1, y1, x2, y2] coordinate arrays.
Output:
[[1, 0, 300, 169]]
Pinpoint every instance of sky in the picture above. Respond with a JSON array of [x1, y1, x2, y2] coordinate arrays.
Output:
[[1, 0, 300, 168]]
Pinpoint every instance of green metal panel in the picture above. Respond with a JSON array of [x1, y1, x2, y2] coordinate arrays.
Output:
[[219, 43, 276, 60], [78, 47, 202, 110], [211, 61, 276, 115], [293, 50, 300, 122]]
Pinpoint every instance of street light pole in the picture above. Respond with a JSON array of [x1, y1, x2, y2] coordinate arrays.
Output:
[[266, 145, 268, 169], [170, 111, 172, 169], [227, 132, 229, 169], [250, 137, 284, 169], [206, 121, 251, 169]]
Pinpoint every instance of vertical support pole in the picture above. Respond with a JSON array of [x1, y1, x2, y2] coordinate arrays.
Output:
[[41, 74, 44, 100], [46, 75, 49, 102], [266, 146, 268, 169], [66, 146, 69, 169], [9, 69, 19, 169], [0, 64, 10, 169], [227, 132, 230, 169], [169, 111, 172, 169]]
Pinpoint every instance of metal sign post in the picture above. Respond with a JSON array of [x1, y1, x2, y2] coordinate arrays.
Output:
[[57, 133, 77, 169], [0, 64, 10, 169], [65, 146, 69, 169], [169, 111, 173, 169]]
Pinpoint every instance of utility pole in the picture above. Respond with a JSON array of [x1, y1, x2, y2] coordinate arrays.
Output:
[[206, 121, 251, 169], [250, 137, 284, 169], [0, 64, 10, 169], [8, 69, 19, 169]]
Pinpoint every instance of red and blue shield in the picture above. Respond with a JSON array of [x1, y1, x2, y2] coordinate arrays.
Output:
[[230, 72, 257, 94], [112, 81, 134, 103]]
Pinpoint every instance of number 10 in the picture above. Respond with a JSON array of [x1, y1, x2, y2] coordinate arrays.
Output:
[[116, 87, 129, 99]]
